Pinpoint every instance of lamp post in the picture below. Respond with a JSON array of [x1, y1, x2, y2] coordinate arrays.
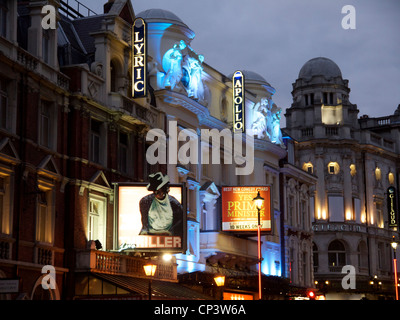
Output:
[[391, 236, 398, 300], [143, 263, 157, 300], [214, 275, 225, 300], [253, 190, 264, 300]]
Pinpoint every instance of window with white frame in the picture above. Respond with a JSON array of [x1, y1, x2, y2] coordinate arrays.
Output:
[[88, 195, 107, 250]]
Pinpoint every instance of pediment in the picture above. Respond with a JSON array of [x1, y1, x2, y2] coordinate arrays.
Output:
[[89, 170, 110, 189], [37, 155, 61, 179], [0, 137, 20, 164], [200, 181, 220, 197]]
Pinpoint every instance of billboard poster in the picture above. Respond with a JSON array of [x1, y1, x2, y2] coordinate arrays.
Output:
[[116, 172, 186, 252], [222, 186, 271, 232]]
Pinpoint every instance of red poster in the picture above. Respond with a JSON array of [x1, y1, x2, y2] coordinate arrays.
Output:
[[222, 186, 271, 232]]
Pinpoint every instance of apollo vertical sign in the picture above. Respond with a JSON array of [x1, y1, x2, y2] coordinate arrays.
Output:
[[233, 71, 245, 133], [132, 18, 147, 98], [388, 186, 398, 228]]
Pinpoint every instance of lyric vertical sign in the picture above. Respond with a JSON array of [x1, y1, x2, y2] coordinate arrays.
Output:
[[132, 18, 147, 97], [233, 71, 245, 133]]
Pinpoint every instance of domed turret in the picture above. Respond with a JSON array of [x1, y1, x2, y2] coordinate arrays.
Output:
[[136, 9, 190, 29], [299, 57, 342, 81], [285, 57, 359, 139]]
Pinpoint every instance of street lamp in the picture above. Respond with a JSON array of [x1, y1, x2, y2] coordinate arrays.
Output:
[[253, 190, 264, 300], [214, 275, 225, 300], [391, 236, 398, 300], [143, 262, 157, 300]]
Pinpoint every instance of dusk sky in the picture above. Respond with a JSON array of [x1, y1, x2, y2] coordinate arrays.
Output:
[[81, 0, 400, 126]]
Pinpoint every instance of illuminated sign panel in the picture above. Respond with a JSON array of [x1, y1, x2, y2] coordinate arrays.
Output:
[[388, 186, 398, 228], [232, 71, 245, 133], [223, 292, 254, 300], [221, 186, 271, 232], [116, 183, 186, 253], [132, 18, 147, 97]]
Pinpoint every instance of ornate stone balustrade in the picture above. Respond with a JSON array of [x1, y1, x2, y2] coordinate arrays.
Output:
[[76, 249, 177, 281]]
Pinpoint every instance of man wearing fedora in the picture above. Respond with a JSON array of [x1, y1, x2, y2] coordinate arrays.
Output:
[[139, 172, 183, 236]]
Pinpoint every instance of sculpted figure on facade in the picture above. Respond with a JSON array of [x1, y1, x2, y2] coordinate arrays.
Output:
[[181, 46, 205, 100], [251, 98, 284, 147], [162, 40, 187, 89], [162, 40, 205, 101], [269, 104, 284, 147], [252, 98, 269, 139]]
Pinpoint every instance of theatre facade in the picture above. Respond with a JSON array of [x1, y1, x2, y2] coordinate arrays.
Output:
[[285, 57, 400, 299], [0, 0, 316, 300]]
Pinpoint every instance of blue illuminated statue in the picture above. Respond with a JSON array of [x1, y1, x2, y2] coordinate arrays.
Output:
[[252, 98, 269, 139], [162, 40, 187, 89], [269, 104, 284, 147], [183, 53, 204, 100], [252, 98, 284, 147], [162, 40, 205, 101]]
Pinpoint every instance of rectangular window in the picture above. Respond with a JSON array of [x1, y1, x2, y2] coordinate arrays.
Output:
[[301, 200, 307, 229], [323, 92, 328, 104], [40, 102, 51, 148], [0, 0, 7, 38], [328, 196, 344, 222], [90, 119, 102, 164], [0, 78, 7, 130], [88, 195, 106, 250], [119, 131, 129, 174], [0, 176, 4, 233], [36, 189, 53, 243], [310, 93, 314, 105], [329, 93, 334, 105], [376, 201, 383, 228], [288, 196, 294, 226], [42, 30, 50, 63]]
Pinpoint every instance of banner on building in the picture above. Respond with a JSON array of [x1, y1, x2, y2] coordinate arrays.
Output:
[[115, 180, 186, 253], [221, 186, 271, 232], [132, 18, 147, 98], [232, 71, 245, 133], [388, 186, 398, 228]]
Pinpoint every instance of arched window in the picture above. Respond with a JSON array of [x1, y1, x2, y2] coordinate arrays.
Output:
[[328, 240, 346, 269]]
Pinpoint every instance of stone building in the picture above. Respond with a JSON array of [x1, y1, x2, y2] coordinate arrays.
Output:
[[0, 0, 316, 300], [285, 57, 400, 299]]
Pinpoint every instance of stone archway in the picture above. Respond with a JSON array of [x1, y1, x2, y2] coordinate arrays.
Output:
[[30, 274, 60, 300]]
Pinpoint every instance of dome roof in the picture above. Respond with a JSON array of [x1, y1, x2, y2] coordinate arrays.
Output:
[[136, 9, 189, 29], [299, 57, 342, 80], [228, 70, 271, 86]]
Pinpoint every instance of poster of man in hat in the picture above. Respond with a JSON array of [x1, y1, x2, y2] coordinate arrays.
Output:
[[139, 172, 183, 236], [115, 172, 185, 252]]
